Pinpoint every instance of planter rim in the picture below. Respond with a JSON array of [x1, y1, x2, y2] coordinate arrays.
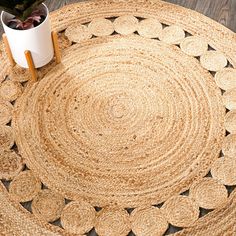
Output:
[[1, 3, 49, 32]]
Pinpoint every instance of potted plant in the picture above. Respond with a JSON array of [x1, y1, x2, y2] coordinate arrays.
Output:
[[0, 0, 54, 68]]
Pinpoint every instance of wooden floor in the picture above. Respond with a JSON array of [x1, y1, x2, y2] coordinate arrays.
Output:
[[166, 0, 236, 32], [0, 0, 235, 36]]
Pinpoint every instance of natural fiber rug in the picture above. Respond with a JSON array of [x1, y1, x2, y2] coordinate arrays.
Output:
[[0, 0, 236, 235]]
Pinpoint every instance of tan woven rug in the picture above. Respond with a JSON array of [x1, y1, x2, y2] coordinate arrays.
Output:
[[0, 0, 236, 235]]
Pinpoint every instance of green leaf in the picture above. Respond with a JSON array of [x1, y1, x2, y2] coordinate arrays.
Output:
[[22, 0, 45, 20], [15, 4, 26, 11], [0, 0, 45, 21]]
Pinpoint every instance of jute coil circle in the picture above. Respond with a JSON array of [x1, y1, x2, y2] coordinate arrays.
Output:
[[9, 170, 42, 202], [61, 200, 96, 234], [88, 18, 114, 36], [200, 51, 228, 72], [225, 110, 236, 133], [13, 35, 224, 208], [222, 134, 236, 157], [95, 208, 131, 236], [130, 207, 168, 236], [0, 80, 22, 102], [0, 0, 236, 235], [223, 89, 236, 110], [215, 68, 236, 90], [137, 18, 163, 39], [0, 100, 13, 125], [114, 15, 139, 35], [65, 24, 92, 43], [0, 125, 14, 149], [31, 189, 65, 222], [180, 36, 208, 57], [189, 177, 228, 209], [159, 25, 185, 44], [211, 156, 236, 186], [0, 150, 23, 180], [57, 32, 72, 51], [161, 195, 199, 227], [9, 65, 31, 83]]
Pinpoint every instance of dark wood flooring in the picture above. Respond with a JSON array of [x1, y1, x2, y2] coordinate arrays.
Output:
[[166, 0, 236, 31], [0, 0, 235, 36]]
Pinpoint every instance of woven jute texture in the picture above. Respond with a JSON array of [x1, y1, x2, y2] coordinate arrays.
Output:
[[1, 0, 236, 235]]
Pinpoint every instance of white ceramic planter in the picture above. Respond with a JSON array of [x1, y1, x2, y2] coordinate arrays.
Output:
[[1, 3, 54, 68]]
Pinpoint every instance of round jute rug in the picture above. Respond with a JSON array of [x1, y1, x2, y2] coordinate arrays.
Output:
[[0, 0, 236, 235]]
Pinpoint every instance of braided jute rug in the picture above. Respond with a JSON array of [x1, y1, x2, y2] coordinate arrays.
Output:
[[0, 0, 236, 235]]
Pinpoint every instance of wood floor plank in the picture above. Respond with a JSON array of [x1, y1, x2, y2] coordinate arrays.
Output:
[[195, 0, 229, 26], [44, 0, 67, 10], [230, 0, 236, 31], [166, 0, 198, 10]]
